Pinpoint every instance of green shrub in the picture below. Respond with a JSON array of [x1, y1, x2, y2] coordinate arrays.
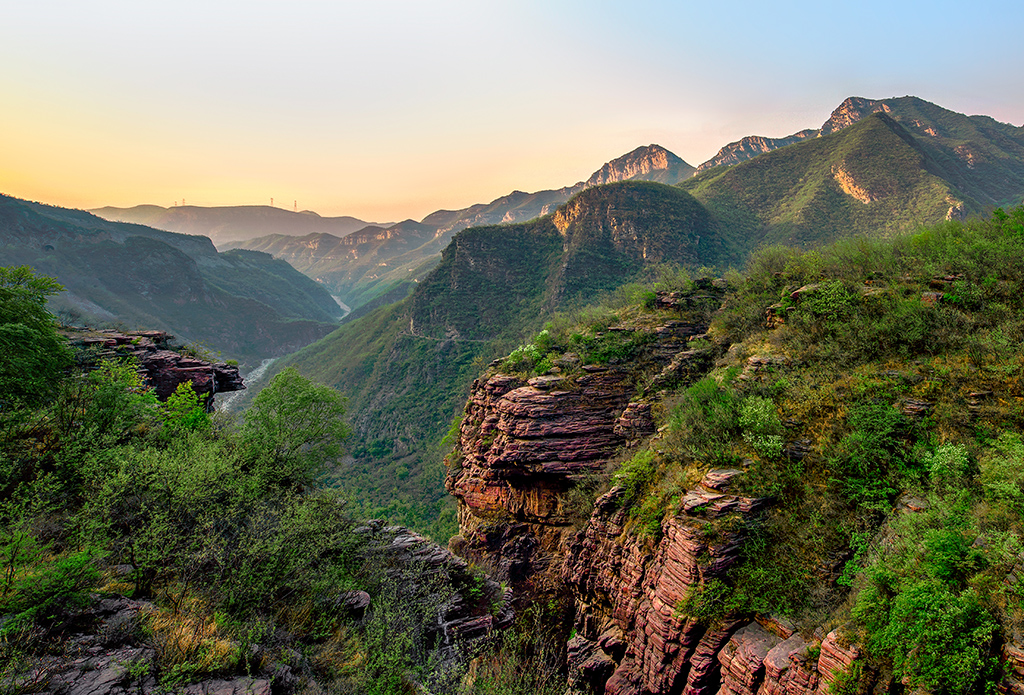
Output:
[[163, 381, 211, 434], [831, 401, 917, 511], [854, 577, 996, 693], [739, 396, 784, 459], [614, 449, 657, 503], [667, 377, 740, 465]]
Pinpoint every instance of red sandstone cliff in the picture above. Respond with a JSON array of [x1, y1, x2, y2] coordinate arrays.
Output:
[[445, 286, 874, 695]]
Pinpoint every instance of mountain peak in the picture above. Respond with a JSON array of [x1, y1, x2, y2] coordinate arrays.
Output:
[[818, 96, 891, 136], [584, 144, 695, 187]]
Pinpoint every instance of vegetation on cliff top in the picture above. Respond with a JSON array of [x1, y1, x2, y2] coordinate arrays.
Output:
[[598, 205, 1024, 693]]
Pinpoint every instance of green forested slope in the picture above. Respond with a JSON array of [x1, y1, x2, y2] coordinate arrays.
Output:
[[0, 194, 340, 363], [681, 113, 965, 250]]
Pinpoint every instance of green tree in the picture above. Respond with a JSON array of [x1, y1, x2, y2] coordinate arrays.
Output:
[[241, 367, 351, 487], [0, 266, 71, 411], [162, 381, 211, 434]]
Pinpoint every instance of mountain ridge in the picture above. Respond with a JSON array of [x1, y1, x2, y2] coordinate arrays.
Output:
[[219, 144, 699, 309], [1, 194, 342, 362]]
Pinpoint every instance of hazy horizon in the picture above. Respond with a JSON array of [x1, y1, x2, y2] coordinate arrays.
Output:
[[2, 0, 1022, 221]]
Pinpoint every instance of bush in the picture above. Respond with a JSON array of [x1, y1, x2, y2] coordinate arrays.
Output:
[[831, 401, 917, 511], [739, 396, 784, 459], [667, 377, 740, 465], [162, 381, 211, 434], [613, 449, 657, 504]]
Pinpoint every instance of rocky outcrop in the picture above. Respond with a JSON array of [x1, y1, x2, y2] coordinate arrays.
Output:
[[446, 367, 636, 583], [718, 623, 781, 695], [831, 163, 877, 203], [447, 291, 725, 586], [441, 282, 883, 695], [696, 131, 816, 173], [585, 145, 696, 186], [561, 466, 769, 695], [65, 328, 244, 404], [819, 97, 891, 136]]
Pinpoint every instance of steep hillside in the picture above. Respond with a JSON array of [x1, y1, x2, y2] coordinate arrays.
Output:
[[447, 205, 1024, 695], [697, 96, 1024, 210], [681, 112, 968, 249], [273, 182, 721, 537], [0, 194, 340, 363], [92, 204, 379, 246]]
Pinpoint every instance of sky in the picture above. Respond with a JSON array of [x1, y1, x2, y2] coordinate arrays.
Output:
[[1, 0, 1022, 222]]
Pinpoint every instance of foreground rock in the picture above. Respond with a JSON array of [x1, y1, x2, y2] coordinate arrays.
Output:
[[2, 524, 510, 695]]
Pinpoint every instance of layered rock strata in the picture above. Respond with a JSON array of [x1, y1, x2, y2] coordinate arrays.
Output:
[[65, 328, 244, 404], [447, 290, 725, 586], [561, 467, 770, 695], [447, 367, 637, 583]]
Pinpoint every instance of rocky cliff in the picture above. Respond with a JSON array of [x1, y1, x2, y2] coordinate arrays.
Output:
[[446, 284, 724, 592], [64, 328, 245, 405], [442, 281, 896, 695]]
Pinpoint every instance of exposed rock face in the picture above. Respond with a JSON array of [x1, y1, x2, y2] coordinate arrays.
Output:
[[695, 97, 891, 173], [585, 145, 696, 186], [718, 623, 781, 695], [65, 328, 244, 404], [561, 470, 768, 695], [819, 97, 891, 136], [442, 282, 886, 695], [831, 163, 877, 203], [447, 290, 725, 586], [696, 131, 817, 173], [446, 367, 636, 582]]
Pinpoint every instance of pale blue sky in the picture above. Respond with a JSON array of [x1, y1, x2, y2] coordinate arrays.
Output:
[[1, 0, 1021, 220]]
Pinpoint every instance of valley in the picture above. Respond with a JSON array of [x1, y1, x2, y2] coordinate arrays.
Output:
[[4, 93, 1024, 694]]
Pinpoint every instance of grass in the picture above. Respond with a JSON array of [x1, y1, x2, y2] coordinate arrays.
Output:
[[593, 208, 1024, 694]]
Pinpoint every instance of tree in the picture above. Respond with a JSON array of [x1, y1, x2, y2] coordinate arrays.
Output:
[[0, 266, 71, 412], [241, 367, 351, 487]]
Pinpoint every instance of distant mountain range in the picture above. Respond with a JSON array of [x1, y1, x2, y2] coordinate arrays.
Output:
[[172, 97, 1024, 313], [0, 195, 342, 363], [214, 144, 699, 310], [90, 204, 385, 246]]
